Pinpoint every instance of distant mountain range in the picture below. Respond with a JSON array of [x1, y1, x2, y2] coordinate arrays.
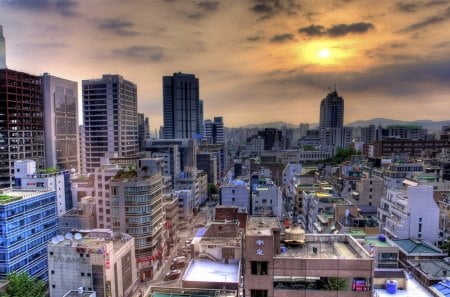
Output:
[[235, 118, 450, 132]]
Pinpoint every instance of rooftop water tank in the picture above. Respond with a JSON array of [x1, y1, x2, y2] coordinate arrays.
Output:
[[386, 279, 397, 294]]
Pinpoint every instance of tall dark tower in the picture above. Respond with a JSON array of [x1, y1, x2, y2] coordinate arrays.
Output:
[[319, 89, 344, 136], [162, 72, 203, 139]]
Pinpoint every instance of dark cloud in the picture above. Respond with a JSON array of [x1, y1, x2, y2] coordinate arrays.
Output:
[[111, 46, 165, 62], [298, 25, 325, 36], [258, 58, 450, 97], [394, 1, 419, 13], [4, 0, 79, 16], [247, 35, 262, 42], [298, 22, 374, 37], [399, 7, 450, 32], [187, 12, 205, 20], [424, 0, 449, 7], [249, 0, 301, 20], [270, 33, 294, 43], [197, 1, 220, 11], [99, 18, 139, 36], [327, 22, 375, 37], [390, 41, 407, 48]]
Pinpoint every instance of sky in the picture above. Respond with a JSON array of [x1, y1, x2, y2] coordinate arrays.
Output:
[[0, 0, 450, 129]]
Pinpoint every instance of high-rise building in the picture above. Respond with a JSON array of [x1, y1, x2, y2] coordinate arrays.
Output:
[[137, 113, 150, 151], [319, 90, 344, 136], [0, 69, 45, 188], [0, 25, 5, 69], [42, 73, 79, 172], [204, 116, 224, 144], [82, 75, 138, 174], [162, 72, 204, 139]]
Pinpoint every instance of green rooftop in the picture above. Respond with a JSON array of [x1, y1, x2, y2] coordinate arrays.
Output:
[[152, 294, 210, 297], [0, 194, 22, 204], [348, 229, 367, 237], [393, 239, 443, 254]]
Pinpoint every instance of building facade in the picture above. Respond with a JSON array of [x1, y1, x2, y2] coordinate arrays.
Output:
[[42, 73, 79, 172], [0, 25, 5, 69], [81, 74, 138, 174], [319, 90, 344, 142], [48, 230, 138, 297], [204, 116, 224, 144], [0, 69, 44, 188], [0, 189, 57, 281], [221, 180, 250, 211], [162, 72, 204, 139]]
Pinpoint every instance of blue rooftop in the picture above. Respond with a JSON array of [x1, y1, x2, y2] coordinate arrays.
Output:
[[431, 280, 450, 297]]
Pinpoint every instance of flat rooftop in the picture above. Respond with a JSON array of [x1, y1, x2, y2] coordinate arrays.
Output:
[[278, 241, 361, 259], [374, 273, 432, 297], [150, 287, 236, 297], [0, 189, 53, 204], [63, 291, 96, 297], [247, 216, 280, 236], [49, 229, 132, 253], [183, 259, 240, 283], [365, 237, 392, 248]]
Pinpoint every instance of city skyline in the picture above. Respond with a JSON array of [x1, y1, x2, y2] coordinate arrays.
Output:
[[0, 1, 449, 129]]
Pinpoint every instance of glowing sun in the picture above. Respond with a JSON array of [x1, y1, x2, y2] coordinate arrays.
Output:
[[318, 48, 330, 59]]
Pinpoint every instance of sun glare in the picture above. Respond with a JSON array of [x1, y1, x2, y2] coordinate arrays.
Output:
[[318, 48, 330, 59]]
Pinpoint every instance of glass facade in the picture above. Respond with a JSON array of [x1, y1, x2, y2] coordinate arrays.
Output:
[[0, 191, 57, 281]]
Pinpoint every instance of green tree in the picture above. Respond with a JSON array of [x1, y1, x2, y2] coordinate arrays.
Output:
[[323, 148, 360, 165], [0, 272, 46, 297]]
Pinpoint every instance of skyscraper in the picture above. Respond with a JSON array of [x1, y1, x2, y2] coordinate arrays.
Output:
[[138, 113, 150, 151], [319, 90, 345, 147], [0, 69, 45, 188], [42, 73, 79, 172], [0, 25, 5, 69], [162, 72, 204, 139], [82, 74, 138, 174], [319, 90, 344, 132]]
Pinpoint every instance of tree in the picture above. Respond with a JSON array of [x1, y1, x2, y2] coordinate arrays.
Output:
[[0, 272, 46, 297]]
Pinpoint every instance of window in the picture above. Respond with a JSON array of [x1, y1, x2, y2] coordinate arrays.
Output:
[[251, 261, 268, 275], [80, 254, 84, 257], [81, 272, 85, 276], [49, 252, 53, 256], [51, 270, 54, 274], [52, 285, 55, 288], [250, 290, 267, 297], [232, 198, 235, 202], [87, 273, 91, 277]]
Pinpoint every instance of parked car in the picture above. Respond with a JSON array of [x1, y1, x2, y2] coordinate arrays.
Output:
[[163, 270, 181, 281], [171, 261, 186, 270]]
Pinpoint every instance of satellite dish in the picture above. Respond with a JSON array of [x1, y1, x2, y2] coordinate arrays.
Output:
[[74, 233, 82, 240], [56, 235, 64, 242], [65, 232, 74, 240], [51, 237, 59, 244]]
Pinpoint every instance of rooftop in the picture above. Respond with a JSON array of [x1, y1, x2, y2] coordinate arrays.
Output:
[[409, 259, 450, 279], [365, 237, 392, 248], [430, 279, 450, 297], [392, 239, 443, 255], [374, 272, 432, 297], [0, 189, 53, 204], [48, 229, 133, 253], [63, 290, 96, 297], [247, 216, 281, 236], [278, 237, 363, 259], [183, 259, 240, 283], [150, 287, 236, 297]]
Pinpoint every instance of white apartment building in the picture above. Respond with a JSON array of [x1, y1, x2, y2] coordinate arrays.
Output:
[[378, 180, 439, 244], [220, 180, 250, 211], [251, 178, 283, 218]]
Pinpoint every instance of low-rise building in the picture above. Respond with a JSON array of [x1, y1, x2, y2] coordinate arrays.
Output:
[[244, 217, 374, 297], [221, 180, 250, 211], [48, 229, 138, 297]]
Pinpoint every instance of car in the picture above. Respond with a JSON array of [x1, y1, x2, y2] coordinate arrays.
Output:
[[163, 270, 181, 281]]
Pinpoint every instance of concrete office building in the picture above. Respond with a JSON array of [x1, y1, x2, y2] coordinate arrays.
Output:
[[42, 73, 79, 172], [81, 74, 138, 174], [196, 152, 218, 184], [244, 217, 374, 297], [48, 229, 138, 297], [204, 116, 224, 144], [0, 69, 45, 188], [109, 159, 165, 282], [14, 160, 73, 215], [162, 72, 204, 139], [319, 90, 344, 145], [0, 188, 57, 281]]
